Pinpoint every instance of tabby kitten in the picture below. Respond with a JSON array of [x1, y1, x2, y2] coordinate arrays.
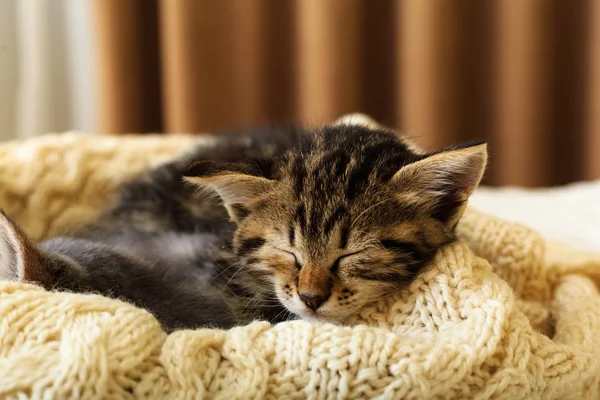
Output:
[[0, 123, 487, 331]]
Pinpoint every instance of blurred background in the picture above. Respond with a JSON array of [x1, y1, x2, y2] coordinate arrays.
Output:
[[0, 0, 599, 187]]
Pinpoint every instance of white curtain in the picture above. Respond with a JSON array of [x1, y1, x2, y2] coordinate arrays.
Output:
[[0, 0, 18, 141], [0, 0, 97, 141]]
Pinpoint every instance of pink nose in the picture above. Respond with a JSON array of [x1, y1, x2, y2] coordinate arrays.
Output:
[[299, 293, 329, 311]]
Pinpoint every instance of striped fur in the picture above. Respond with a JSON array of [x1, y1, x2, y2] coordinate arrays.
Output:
[[186, 123, 487, 323], [0, 122, 486, 330]]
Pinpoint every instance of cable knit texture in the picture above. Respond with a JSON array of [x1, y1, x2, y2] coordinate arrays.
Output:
[[1, 122, 600, 399]]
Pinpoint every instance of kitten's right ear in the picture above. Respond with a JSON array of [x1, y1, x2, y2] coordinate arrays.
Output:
[[0, 211, 52, 285], [391, 142, 487, 228], [183, 160, 276, 222]]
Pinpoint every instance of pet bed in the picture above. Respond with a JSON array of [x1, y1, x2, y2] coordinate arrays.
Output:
[[1, 116, 600, 399]]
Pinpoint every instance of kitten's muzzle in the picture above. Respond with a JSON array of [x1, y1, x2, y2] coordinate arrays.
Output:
[[299, 292, 329, 311]]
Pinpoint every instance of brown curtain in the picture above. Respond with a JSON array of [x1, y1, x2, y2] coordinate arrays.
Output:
[[92, 0, 600, 187]]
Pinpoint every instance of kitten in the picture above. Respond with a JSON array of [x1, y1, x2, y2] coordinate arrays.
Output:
[[0, 123, 487, 331]]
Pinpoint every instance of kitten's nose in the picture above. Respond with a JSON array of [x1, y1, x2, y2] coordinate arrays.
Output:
[[299, 293, 329, 311]]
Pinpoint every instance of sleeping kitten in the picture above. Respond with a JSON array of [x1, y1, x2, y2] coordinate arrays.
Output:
[[0, 123, 487, 331]]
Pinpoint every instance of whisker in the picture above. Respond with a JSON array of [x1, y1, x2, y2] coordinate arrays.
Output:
[[211, 259, 245, 282], [223, 263, 250, 288], [239, 287, 278, 295], [350, 198, 395, 229], [273, 307, 293, 322], [352, 229, 382, 245], [357, 293, 394, 302], [238, 283, 278, 294]]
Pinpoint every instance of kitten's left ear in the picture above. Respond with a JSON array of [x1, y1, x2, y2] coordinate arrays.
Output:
[[392, 141, 488, 227], [183, 161, 276, 222], [0, 210, 52, 284]]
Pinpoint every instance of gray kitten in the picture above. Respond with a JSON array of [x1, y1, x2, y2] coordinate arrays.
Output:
[[0, 124, 487, 332]]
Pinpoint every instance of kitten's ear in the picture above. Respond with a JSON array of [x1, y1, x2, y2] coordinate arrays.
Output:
[[392, 141, 488, 227], [183, 161, 276, 222], [0, 211, 52, 284]]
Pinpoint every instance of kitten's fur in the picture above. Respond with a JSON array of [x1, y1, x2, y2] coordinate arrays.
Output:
[[0, 123, 487, 332]]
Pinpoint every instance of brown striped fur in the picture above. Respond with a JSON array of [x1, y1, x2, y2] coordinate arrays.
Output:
[[185, 123, 487, 323], [0, 122, 486, 329]]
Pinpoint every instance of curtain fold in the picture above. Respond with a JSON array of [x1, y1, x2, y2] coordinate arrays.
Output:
[[92, 0, 600, 187], [588, 0, 600, 181], [295, 0, 363, 124], [495, 0, 554, 186], [93, 0, 162, 133]]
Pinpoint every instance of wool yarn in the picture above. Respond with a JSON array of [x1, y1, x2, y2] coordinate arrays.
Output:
[[0, 122, 599, 399]]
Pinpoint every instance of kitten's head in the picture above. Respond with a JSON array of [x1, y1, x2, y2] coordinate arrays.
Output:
[[185, 124, 487, 323]]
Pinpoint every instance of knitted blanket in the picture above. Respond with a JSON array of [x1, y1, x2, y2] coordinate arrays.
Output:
[[1, 125, 600, 399]]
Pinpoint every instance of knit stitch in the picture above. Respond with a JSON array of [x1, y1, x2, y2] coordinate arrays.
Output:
[[0, 119, 599, 399]]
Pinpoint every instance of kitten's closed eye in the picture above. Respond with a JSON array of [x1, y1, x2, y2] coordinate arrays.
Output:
[[380, 240, 420, 257], [274, 248, 302, 270], [273, 247, 364, 274], [330, 252, 363, 273]]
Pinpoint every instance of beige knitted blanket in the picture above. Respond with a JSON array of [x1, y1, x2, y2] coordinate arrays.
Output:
[[1, 128, 600, 399]]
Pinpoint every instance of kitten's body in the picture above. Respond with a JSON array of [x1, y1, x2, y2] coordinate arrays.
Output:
[[0, 123, 487, 332], [34, 126, 304, 331]]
